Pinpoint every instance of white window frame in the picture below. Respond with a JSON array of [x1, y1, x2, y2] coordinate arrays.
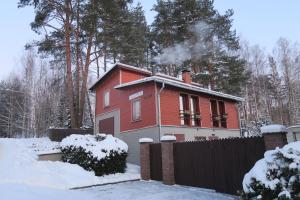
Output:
[[132, 98, 141, 121], [103, 90, 110, 107], [179, 95, 184, 125]]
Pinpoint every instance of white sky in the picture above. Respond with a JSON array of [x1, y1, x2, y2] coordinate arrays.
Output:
[[0, 0, 299, 80]]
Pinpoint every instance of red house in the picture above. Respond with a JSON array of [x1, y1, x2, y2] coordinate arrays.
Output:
[[90, 63, 243, 164]]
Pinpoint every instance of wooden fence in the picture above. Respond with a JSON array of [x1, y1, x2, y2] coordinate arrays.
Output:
[[150, 143, 162, 181], [47, 128, 93, 142], [149, 136, 265, 195]]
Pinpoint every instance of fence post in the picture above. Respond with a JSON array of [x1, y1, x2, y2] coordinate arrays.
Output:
[[262, 125, 288, 150], [161, 136, 176, 185], [139, 138, 153, 181]]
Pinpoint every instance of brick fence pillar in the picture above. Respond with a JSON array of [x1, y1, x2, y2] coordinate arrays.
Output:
[[262, 125, 288, 150], [139, 138, 153, 181], [161, 136, 176, 185]]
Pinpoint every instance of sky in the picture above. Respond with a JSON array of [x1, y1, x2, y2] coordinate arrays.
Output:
[[0, 0, 299, 80]]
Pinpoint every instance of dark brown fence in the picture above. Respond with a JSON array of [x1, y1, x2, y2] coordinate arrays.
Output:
[[150, 143, 162, 181], [173, 137, 265, 195], [47, 128, 93, 142]]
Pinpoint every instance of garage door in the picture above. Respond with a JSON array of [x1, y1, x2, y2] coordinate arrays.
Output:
[[99, 117, 114, 136]]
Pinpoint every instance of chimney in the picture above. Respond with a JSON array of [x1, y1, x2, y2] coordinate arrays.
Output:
[[182, 69, 191, 84]]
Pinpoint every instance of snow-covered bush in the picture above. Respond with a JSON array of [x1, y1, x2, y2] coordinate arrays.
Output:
[[60, 134, 128, 176], [241, 142, 300, 199]]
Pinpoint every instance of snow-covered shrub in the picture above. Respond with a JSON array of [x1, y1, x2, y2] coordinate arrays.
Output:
[[60, 134, 128, 176], [241, 142, 300, 199]]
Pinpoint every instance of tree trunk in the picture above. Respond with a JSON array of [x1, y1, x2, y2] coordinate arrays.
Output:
[[65, 0, 77, 128], [78, 35, 93, 127], [74, 0, 81, 128], [86, 91, 94, 127]]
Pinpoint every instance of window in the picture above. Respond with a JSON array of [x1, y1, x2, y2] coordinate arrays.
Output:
[[218, 101, 227, 128], [179, 94, 190, 125], [191, 96, 201, 126], [104, 90, 110, 107], [132, 99, 141, 121], [210, 100, 227, 128], [210, 100, 219, 127]]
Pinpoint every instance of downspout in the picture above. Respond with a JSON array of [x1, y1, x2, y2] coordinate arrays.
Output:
[[157, 81, 165, 141], [237, 102, 243, 137]]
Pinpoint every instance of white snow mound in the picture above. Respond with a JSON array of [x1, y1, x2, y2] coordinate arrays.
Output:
[[61, 134, 128, 160], [0, 137, 139, 189], [243, 141, 300, 194]]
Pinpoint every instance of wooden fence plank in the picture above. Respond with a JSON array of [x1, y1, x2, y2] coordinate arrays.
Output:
[[150, 143, 162, 181], [172, 137, 265, 195]]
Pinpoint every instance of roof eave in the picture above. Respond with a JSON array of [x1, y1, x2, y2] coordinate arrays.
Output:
[[115, 77, 244, 102], [89, 63, 152, 91]]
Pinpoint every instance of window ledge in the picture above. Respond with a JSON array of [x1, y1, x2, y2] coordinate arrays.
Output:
[[131, 119, 142, 123]]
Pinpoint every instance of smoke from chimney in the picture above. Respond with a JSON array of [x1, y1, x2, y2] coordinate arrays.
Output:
[[152, 21, 213, 66]]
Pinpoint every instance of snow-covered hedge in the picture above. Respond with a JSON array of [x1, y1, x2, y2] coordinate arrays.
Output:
[[241, 141, 300, 199], [60, 134, 128, 176]]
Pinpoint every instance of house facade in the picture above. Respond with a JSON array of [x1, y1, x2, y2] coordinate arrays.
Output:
[[90, 63, 244, 164]]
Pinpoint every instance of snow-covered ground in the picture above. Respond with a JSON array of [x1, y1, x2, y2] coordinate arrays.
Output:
[[0, 137, 233, 200], [0, 181, 235, 200], [0, 138, 140, 189]]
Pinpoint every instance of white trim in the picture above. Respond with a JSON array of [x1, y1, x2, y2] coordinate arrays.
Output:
[[120, 125, 158, 134], [103, 89, 110, 107], [95, 109, 120, 117], [131, 98, 142, 122], [115, 76, 244, 102], [129, 91, 143, 100]]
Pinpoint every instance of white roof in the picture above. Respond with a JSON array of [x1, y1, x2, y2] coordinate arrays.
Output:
[[89, 63, 151, 90], [115, 76, 244, 102], [261, 124, 287, 134]]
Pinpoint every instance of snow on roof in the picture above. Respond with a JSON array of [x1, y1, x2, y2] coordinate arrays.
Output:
[[89, 63, 151, 91], [115, 76, 244, 102], [156, 73, 183, 82], [261, 124, 287, 134]]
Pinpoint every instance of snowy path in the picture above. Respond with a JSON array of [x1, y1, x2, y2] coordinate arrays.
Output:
[[0, 181, 235, 200], [84, 181, 235, 200]]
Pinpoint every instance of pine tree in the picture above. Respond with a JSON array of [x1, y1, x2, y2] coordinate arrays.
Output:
[[150, 0, 248, 94], [119, 3, 149, 67]]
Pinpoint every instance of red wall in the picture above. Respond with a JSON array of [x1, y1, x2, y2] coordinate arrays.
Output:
[[160, 87, 180, 126], [95, 68, 157, 132], [120, 68, 149, 84], [95, 69, 121, 115], [119, 82, 157, 132], [159, 86, 240, 129], [225, 101, 240, 129], [96, 68, 240, 132]]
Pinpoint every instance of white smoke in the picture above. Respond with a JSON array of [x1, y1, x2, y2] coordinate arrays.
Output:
[[153, 21, 213, 66]]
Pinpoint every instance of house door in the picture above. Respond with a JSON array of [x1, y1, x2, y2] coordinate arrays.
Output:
[[99, 117, 114, 136]]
